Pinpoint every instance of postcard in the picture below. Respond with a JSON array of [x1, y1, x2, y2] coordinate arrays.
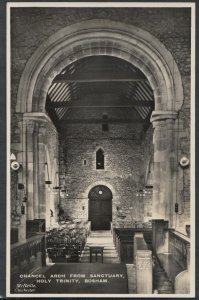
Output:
[[6, 2, 195, 298]]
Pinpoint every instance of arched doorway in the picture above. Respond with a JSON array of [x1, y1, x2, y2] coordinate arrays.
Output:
[[88, 185, 112, 230]]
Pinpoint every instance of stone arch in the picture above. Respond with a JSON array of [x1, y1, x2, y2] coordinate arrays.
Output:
[[88, 185, 113, 200], [84, 181, 116, 199], [16, 19, 183, 114], [16, 19, 185, 225]]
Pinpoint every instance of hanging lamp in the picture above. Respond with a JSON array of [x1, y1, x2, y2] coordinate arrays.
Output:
[[53, 172, 60, 189]]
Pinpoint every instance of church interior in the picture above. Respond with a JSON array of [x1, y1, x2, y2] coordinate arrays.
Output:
[[9, 6, 192, 295]]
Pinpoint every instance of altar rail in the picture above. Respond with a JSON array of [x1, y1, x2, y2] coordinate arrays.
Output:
[[169, 229, 190, 271], [152, 220, 190, 293], [134, 232, 153, 294], [113, 228, 152, 263], [11, 234, 45, 291]]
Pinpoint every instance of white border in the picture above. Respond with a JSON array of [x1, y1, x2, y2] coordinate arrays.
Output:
[[6, 2, 197, 7], [190, 3, 196, 297], [6, 2, 11, 297], [6, 2, 196, 298]]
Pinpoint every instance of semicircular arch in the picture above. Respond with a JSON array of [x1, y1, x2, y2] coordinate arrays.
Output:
[[16, 19, 183, 114]]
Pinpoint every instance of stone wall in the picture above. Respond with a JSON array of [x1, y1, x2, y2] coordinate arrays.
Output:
[[10, 7, 191, 232], [59, 108, 153, 227]]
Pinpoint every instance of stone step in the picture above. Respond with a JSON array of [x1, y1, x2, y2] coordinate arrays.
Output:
[[80, 257, 120, 263], [86, 239, 114, 243], [82, 248, 118, 252], [81, 231, 120, 264], [80, 256, 120, 260], [90, 230, 112, 234], [83, 247, 117, 251], [81, 254, 119, 259], [82, 248, 119, 255], [88, 235, 113, 236]]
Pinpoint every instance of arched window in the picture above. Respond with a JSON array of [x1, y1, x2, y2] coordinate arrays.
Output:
[[96, 148, 104, 169]]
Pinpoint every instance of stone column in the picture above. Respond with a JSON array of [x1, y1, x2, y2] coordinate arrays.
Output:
[[150, 111, 178, 225], [25, 120, 35, 220], [38, 124, 47, 219], [33, 123, 39, 219]]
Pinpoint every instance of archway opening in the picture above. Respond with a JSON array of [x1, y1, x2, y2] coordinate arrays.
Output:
[[15, 19, 184, 230], [88, 185, 112, 230]]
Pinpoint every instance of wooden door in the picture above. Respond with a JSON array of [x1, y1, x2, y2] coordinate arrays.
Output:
[[89, 185, 112, 230]]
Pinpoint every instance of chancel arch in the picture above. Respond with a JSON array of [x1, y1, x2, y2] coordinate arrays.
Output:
[[16, 19, 183, 113], [16, 19, 184, 226]]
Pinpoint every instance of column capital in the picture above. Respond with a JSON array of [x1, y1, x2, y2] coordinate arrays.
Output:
[[150, 111, 178, 124], [23, 112, 52, 124]]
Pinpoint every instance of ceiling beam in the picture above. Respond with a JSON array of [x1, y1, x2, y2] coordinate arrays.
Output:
[[47, 100, 154, 109], [59, 118, 143, 125], [52, 71, 147, 84]]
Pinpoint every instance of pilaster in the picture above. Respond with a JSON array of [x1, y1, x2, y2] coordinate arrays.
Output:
[[25, 120, 35, 220], [150, 111, 178, 223]]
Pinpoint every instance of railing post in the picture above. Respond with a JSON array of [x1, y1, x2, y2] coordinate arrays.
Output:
[[134, 232, 153, 294], [152, 219, 169, 254], [136, 250, 153, 294]]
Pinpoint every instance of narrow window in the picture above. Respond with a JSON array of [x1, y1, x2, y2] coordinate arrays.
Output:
[[83, 159, 87, 166], [96, 148, 104, 169]]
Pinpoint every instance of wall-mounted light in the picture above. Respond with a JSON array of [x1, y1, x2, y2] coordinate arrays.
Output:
[[145, 170, 153, 189], [11, 161, 20, 171], [45, 162, 52, 185], [10, 153, 21, 171], [179, 155, 190, 168], [10, 153, 17, 161], [136, 189, 144, 197], [53, 171, 60, 189]]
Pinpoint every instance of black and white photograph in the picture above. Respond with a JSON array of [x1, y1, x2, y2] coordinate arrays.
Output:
[[7, 2, 195, 297]]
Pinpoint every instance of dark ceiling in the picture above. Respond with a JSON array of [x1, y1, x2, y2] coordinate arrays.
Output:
[[45, 56, 154, 130]]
